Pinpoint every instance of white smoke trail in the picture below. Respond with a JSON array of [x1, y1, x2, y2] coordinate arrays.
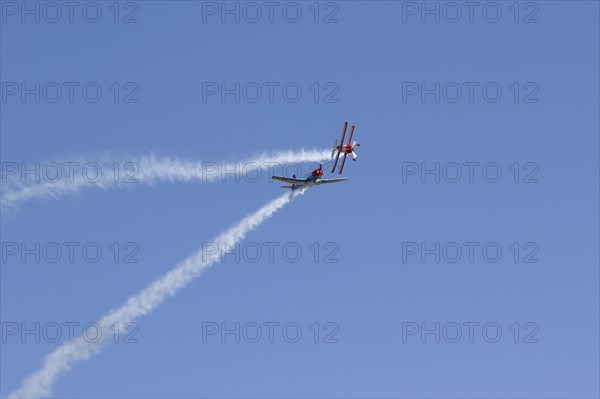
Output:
[[7, 192, 291, 399], [1, 148, 329, 212]]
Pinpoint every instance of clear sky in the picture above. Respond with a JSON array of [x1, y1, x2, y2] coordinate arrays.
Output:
[[1, 1, 599, 398]]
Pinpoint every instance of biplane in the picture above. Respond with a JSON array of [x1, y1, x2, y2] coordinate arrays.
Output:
[[331, 122, 360, 174]]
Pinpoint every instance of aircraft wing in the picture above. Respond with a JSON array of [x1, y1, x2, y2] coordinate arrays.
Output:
[[315, 177, 348, 185], [331, 122, 348, 173], [272, 176, 308, 185]]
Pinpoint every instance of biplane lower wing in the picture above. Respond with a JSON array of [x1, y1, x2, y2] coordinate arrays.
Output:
[[331, 122, 348, 173], [339, 153, 349, 174]]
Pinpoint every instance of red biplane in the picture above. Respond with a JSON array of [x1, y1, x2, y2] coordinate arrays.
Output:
[[331, 122, 360, 174]]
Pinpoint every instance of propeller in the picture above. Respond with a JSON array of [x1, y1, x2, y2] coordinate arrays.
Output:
[[331, 140, 338, 158]]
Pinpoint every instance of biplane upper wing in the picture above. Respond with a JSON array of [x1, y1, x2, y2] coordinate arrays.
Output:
[[347, 125, 355, 145]]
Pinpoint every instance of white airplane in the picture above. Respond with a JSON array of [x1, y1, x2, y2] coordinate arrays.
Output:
[[272, 162, 347, 197]]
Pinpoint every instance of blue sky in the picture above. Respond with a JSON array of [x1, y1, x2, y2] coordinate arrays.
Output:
[[1, 1, 599, 398]]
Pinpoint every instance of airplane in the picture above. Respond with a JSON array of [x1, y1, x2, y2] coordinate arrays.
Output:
[[272, 162, 347, 198], [331, 122, 360, 174]]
